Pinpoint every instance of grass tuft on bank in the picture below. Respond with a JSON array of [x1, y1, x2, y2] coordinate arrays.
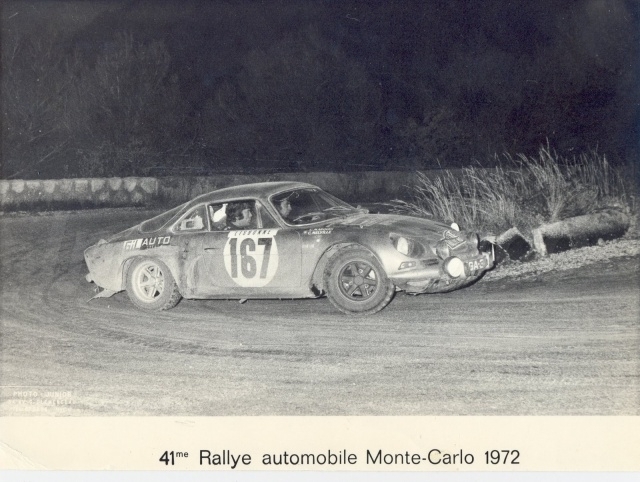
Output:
[[389, 146, 634, 235]]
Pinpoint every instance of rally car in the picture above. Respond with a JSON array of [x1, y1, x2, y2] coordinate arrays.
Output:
[[84, 181, 494, 315]]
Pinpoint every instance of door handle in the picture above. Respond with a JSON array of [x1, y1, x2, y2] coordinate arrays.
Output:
[[204, 247, 220, 251]]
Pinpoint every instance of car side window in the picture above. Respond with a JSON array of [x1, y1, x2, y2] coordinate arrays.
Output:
[[174, 205, 207, 232], [208, 200, 258, 231], [208, 203, 229, 231], [208, 201, 279, 230]]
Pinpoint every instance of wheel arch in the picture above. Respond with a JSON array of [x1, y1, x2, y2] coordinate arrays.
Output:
[[120, 257, 137, 291], [321, 243, 396, 315], [124, 256, 183, 311], [310, 242, 382, 293], [120, 254, 183, 294]]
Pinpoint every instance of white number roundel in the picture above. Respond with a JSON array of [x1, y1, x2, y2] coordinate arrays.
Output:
[[223, 229, 279, 287]]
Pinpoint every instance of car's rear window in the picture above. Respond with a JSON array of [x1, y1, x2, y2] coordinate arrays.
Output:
[[140, 204, 186, 233]]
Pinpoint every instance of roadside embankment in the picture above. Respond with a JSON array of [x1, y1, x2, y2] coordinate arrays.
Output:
[[483, 237, 640, 282]]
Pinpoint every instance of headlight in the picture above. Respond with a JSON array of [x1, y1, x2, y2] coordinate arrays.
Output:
[[444, 257, 464, 278], [450, 222, 460, 231], [397, 236, 410, 255], [391, 235, 412, 255], [390, 234, 421, 257]]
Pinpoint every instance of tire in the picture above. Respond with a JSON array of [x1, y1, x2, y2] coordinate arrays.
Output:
[[324, 247, 395, 315], [125, 257, 182, 311]]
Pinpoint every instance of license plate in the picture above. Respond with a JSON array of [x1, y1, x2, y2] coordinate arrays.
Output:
[[466, 256, 488, 274]]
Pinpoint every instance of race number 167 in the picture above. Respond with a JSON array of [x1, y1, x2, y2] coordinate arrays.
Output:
[[228, 237, 272, 279]]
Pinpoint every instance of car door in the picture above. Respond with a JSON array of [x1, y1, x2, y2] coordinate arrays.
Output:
[[194, 200, 302, 297]]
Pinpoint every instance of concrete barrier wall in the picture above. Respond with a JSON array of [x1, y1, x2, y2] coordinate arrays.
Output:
[[0, 177, 160, 210], [0, 171, 421, 211]]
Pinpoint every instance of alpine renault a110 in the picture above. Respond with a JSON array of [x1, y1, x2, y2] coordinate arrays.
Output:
[[84, 181, 495, 315]]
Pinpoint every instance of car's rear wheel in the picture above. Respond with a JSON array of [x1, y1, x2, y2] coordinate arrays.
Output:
[[126, 258, 181, 311], [324, 247, 395, 315]]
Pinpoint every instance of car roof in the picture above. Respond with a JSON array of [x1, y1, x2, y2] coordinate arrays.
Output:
[[185, 181, 318, 207]]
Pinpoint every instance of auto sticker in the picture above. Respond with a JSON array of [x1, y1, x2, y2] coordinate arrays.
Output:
[[123, 236, 171, 251], [223, 229, 279, 287]]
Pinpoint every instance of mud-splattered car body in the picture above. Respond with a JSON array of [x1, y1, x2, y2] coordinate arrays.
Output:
[[85, 181, 494, 314]]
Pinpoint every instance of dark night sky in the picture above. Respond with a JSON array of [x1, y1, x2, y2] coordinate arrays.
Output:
[[1, 0, 639, 178]]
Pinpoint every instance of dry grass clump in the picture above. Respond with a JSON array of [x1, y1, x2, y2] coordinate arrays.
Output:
[[390, 146, 633, 234]]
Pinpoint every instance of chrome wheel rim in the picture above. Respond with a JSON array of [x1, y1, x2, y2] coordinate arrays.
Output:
[[132, 261, 165, 302]]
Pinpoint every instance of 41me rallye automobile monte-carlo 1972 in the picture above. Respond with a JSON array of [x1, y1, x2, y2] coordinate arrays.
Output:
[[84, 181, 495, 315]]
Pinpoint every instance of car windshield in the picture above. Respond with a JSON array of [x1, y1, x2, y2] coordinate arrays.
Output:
[[271, 188, 360, 225]]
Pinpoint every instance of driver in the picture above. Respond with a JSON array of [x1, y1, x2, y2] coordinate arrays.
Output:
[[277, 197, 292, 220], [273, 190, 323, 224]]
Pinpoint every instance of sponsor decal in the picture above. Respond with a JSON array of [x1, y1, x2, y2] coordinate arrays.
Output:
[[123, 236, 171, 251], [443, 230, 465, 249], [303, 228, 333, 235], [223, 229, 279, 287], [227, 229, 278, 238]]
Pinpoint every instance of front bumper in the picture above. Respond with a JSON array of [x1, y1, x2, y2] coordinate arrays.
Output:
[[390, 247, 495, 293]]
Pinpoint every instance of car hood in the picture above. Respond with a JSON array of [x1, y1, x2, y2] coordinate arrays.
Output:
[[327, 213, 455, 238], [106, 225, 145, 242]]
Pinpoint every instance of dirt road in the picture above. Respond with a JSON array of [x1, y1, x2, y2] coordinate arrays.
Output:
[[1, 210, 638, 415]]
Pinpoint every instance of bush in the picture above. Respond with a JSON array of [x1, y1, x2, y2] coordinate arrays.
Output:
[[1, 31, 195, 179], [389, 146, 632, 234]]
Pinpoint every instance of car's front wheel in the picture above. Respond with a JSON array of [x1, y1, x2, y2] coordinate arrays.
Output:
[[126, 258, 182, 311], [324, 247, 395, 315]]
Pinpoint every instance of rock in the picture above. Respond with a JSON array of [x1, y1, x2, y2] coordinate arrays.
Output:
[[495, 227, 532, 262], [532, 209, 630, 256]]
